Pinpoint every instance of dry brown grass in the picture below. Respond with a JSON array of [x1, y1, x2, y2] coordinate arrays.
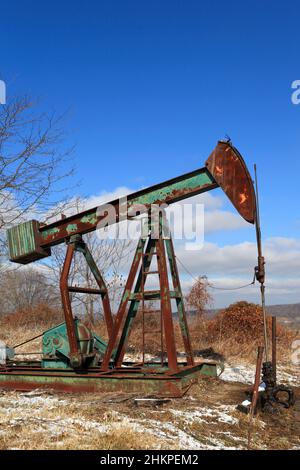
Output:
[[0, 390, 163, 450], [0, 304, 64, 355], [0, 425, 159, 450], [202, 302, 296, 362], [0, 301, 296, 363], [98, 301, 295, 363]]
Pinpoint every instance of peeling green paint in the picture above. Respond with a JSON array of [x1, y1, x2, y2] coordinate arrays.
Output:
[[66, 224, 78, 234], [42, 227, 60, 238], [123, 290, 131, 302], [81, 214, 98, 225], [128, 172, 213, 207], [7, 220, 51, 263]]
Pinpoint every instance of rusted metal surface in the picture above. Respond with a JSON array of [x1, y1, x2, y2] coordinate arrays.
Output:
[[251, 346, 264, 413], [42, 319, 103, 369], [272, 316, 277, 384], [78, 238, 114, 337], [38, 168, 217, 249], [60, 242, 80, 366], [156, 236, 178, 372], [0, 361, 217, 396], [102, 217, 194, 373], [205, 140, 256, 224], [164, 234, 194, 366], [248, 346, 264, 448], [101, 238, 144, 371], [7, 219, 50, 264], [114, 237, 157, 367]]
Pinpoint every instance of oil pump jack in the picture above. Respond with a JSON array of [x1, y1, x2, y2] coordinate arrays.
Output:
[[0, 140, 260, 397]]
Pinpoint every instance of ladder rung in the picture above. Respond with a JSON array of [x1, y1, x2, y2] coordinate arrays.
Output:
[[142, 271, 159, 276], [141, 310, 159, 314], [68, 286, 106, 295], [130, 290, 182, 301], [131, 290, 160, 300], [142, 252, 157, 257], [143, 330, 162, 335]]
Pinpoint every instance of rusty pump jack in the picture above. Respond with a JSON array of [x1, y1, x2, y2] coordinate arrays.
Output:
[[0, 140, 257, 397]]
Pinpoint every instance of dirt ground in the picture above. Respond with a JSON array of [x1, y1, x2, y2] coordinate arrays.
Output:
[[0, 363, 299, 450]]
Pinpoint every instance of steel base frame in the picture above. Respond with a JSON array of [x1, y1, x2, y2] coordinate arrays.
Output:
[[0, 360, 218, 397]]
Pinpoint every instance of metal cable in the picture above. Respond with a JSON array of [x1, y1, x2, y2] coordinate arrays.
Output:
[[176, 255, 256, 291]]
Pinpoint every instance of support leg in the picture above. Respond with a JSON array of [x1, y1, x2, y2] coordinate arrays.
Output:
[[101, 238, 144, 371], [165, 236, 194, 365], [78, 242, 114, 337], [114, 236, 156, 366], [156, 237, 178, 372], [60, 243, 82, 368]]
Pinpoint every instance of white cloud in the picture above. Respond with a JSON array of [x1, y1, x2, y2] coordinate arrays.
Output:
[[173, 237, 300, 307], [81, 187, 134, 211], [204, 210, 249, 232], [186, 192, 224, 210]]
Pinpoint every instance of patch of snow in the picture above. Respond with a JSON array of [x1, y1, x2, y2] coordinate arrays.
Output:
[[220, 364, 254, 384], [136, 417, 240, 450], [0, 394, 69, 412], [216, 431, 247, 443], [277, 366, 300, 385], [0, 391, 243, 450], [170, 404, 238, 425], [220, 363, 299, 386]]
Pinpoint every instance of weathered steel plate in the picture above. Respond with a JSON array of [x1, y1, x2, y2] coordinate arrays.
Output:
[[205, 140, 256, 224], [0, 361, 217, 397]]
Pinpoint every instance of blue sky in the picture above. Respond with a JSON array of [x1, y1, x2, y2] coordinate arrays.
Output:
[[1, 1, 300, 306]]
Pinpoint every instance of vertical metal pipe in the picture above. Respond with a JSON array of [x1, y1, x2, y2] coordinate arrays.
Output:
[[254, 164, 269, 362], [248, 346, 264, 449], [251, 346, 264, 412], [272, 316, 277, 384]]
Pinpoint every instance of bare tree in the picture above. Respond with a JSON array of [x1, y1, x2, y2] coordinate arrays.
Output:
[[185, 276, 213, 318], [0, 267, 59, 313], [0, 96, 134, 321], [0, 96, 74, 256]]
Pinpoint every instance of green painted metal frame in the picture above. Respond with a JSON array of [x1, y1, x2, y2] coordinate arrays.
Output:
[[0, 361, 218, 397], [42, 319, 108, 369]]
